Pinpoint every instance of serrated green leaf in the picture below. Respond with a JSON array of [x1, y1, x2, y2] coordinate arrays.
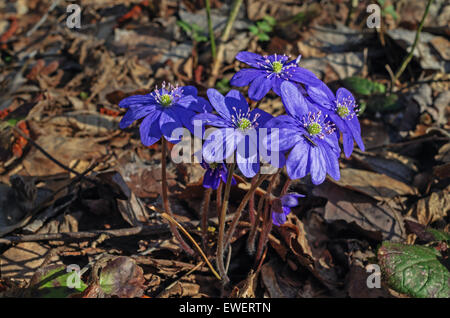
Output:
[[378, 242, 450, 298], [426, 228, 450, 242]]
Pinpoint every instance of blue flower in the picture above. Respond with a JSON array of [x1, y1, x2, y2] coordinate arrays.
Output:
[[271, 193, 304, 226], [119, 83, 211, 146], [192, 89, 273, 178], [307, 82, 364, 157], [230, 52, 322, 101], [201, 162, 236, 190], [264, 81, 341, 185]]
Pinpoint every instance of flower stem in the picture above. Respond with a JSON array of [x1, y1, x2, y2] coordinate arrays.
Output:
[[255, 170, 280, 264], [205, 0, 216, 60], [201, 187, 212, 250], [161, 137, 194, 255], [392, 0, 434, 87], [216, 162, 235, 284], [224, 174, 267, 249]]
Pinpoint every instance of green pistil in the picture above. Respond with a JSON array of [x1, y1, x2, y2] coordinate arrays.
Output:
[[160, 94, 172, 106], [238, 118, 252, 131], [307, 122, 322, 136], [272, 61, 283, 73], [337, 104, 350, 118]]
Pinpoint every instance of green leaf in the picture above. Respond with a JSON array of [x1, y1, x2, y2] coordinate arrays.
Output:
[[216, 78, 231, 94], [193, 34, 208, 42], [249, 25, 259, 35], [176, 20, 192, 33], [366, 93, 400, 113], [256, 21, 272, 33], [257, 33, 270, 42], [377, 0, 386, 7], [378, 242, 450, 298], [426, 228, 450, 242], [263, 15, 276, 27], [342, 77, 386, 95], [99, 256, 145, 298], [384, 5, 399, 20], [29, 264, 87, 298]]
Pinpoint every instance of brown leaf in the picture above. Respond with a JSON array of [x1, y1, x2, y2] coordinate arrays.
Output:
[[408, 185, 450, 226], [313, 181, 405, 241]]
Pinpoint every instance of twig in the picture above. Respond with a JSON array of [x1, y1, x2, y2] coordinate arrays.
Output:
[[208, 0, 244, 86], [26, 0, 61, 37], [0, 224, 176, 246], [205, 0, 216, 60], [392, 0, 434, 88], [160, 212, 221, 281], [161, 137, 194, 255], [11, 125, 97, 185]]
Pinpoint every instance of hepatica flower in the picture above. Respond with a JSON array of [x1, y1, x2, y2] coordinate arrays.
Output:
[[193, 89, 272, 178], [230, 51, 321, 101], [271, 193, 304, 226], [119, 82, 211, 146], [264, 81, 341, 185], [307, 82, 364, 157], [201, 162, 236, 190]]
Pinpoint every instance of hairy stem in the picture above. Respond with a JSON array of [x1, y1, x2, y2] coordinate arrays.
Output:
[[201, 187, 213, 250], [255, 170, 280, 264], [216, 162, 235, 284], [392, 0, 434, 87], [161, 138, 194, 255], [224, 174, 268, 249], [205, 0, 216, 60]]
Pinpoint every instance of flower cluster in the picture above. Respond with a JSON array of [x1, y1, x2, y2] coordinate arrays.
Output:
[[119, 51, 364, 228]]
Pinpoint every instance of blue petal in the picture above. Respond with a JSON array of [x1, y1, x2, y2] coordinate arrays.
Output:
[[272, 209, 288, 226], [159, 109, 183, 143], [306, 82, 335, 109], [230, 69, 265, 87], [207, 88, 232, 121], [288, 67, 321, 86], [286, 139, 310, 180], [309, 145, 327, 185], [248, 75, 273, 101], [203, 169, 221, 189], [342, 131, 355, 158], [118, 94, 155, 108], [192, 113, 231, 128], [280, 193, 304, 208], [336, 87, 356, 105], [347, 115, 365, 152], [140, 111, 162, 146], [181, 85, 198, 96], [203, 128, 237, 162], [236, 136, 259, 178], [280, 81, 309, 119], [119, 105, 156, 129], [225, 90, 250, 116], [251, 108, 273, 127], [235, 51, 265, 68], [319, 140, 340, 181]]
